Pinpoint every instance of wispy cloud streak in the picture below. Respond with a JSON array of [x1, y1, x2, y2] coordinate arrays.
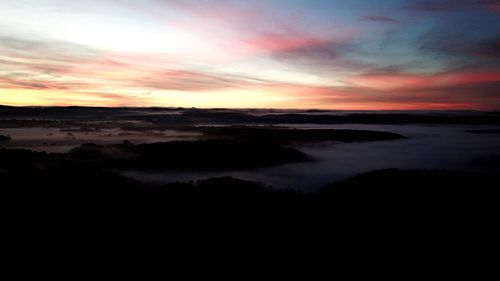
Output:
[[0, 0, 499, 109]]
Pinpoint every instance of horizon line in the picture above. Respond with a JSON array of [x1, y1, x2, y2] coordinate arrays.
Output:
[[1, 104, 498, 112]]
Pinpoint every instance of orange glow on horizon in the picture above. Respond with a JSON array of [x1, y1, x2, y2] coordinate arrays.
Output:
[[1, 0, 499, 110], [1, 87, 496, 111]]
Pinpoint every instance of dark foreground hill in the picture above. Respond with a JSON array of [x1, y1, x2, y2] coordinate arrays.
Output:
[[3, 145, 498, 262], [2, 145, 498, 223]]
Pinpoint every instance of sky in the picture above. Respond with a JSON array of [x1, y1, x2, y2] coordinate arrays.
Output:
[[0, 0, 499, 109]]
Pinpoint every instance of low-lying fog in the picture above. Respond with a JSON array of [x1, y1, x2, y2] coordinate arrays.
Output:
[[0, 127, 203, 153], [2, 122, 500, 191], [123, 124, 500, 191]]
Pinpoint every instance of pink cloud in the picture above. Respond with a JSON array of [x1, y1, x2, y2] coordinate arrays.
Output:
[[348, 70, 500, 90], [117, 0, 349, 60], [242, 33, 324, 52]]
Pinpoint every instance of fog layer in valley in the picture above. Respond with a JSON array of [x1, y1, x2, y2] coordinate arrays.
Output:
[[2, 107, 499, 191], [122, 124, 500, 191]]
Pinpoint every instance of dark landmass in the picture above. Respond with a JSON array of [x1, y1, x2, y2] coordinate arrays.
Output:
[[2, 106, 499, 250], [180, 109, 262, 124], [148, 169, 500, 219], [2, 159, 498, 223], [465, 129, 500, 134], [0, 134, 11, 142], [2, 105, 500, 125], [0, 139, 311, 171], [0, 119, 61, 128], [2, 140, 498, 212], [201, 127, 406, 143], [468, 155, 500, 168], [260, 112, 500, 125], [318, 169, 498, 209], [127, 140, 311, 170], [3, 142, 498, 252], [0, 105, 181, 120], [0, 126, 406, 170]]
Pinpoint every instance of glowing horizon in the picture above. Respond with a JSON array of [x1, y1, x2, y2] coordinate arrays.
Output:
[[1, 0, 499, 110]]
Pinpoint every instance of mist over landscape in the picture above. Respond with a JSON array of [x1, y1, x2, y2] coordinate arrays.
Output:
[[2, 107, 499, 192], [1, 0, 500, 263]]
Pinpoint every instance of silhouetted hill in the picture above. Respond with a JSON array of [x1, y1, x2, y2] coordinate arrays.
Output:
[[315, 169, 499, 222], [2, 106, 500, 125], [130, 140, 311, 170], [66, 139, 312, 170], [202, 127, 406, 142], [260, 113, 500, 125], [3, 147, 498, 219], [2, 146, 499, 259], [0, 139, 311, 171], [181, 109, 262, 123]]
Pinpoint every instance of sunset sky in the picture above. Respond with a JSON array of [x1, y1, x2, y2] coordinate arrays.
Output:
[[1, 0, 499, 109]]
